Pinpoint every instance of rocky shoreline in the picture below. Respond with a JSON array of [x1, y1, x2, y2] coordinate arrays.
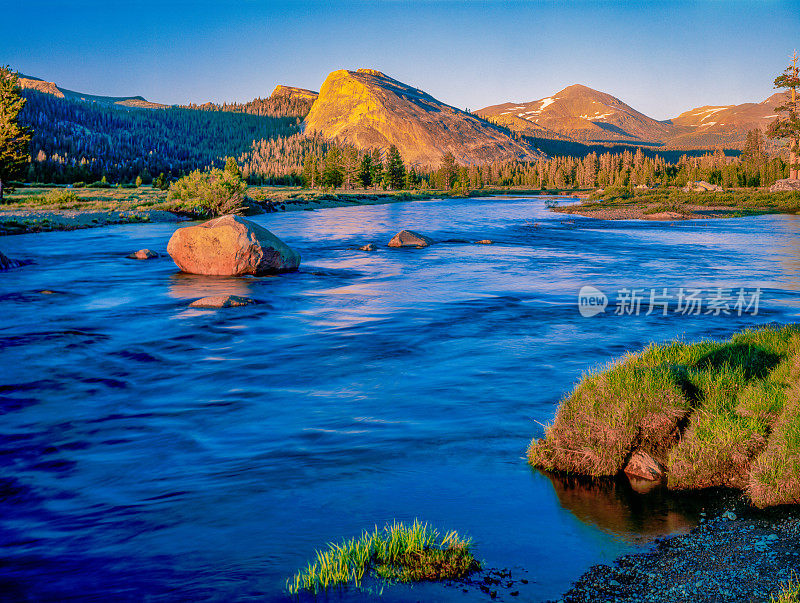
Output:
[[556, 502, 800, 603]]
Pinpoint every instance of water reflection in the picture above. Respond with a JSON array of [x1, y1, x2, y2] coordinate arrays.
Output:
[[540, 471, 723, 543], [167, 272, 258, 300]]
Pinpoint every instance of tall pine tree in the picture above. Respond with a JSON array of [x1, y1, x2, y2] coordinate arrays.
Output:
[[358, 153, 373, 188], [0, 66, 32, 202], [369, 149, 383, 189], [767, 51, 800, 180], [385, 145, 406, 189]]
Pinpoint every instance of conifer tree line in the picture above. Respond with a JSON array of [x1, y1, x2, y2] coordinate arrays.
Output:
[[9, 62, 797, 190], [250, 133, 790, 191], [181, 95, 313, 119], [19, 89, 305, 184]]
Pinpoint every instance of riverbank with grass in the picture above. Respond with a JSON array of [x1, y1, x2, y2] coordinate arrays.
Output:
[[537, 324, 800, 602], [529, 324, 800, 507], [552, 187, 800, 221], [286, 521, 479, 595], [0, 185, 442, 234]]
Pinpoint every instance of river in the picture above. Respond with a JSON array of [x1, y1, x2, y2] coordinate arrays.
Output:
[[2, 196, 799, 601]]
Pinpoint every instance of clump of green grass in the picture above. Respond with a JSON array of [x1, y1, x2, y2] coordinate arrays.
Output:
[[22, 189, 84, 209], [771, 573, 800, 603], [287, 520, 479, 595], [748, 349, 800, 507], [529, 325, 800, 506], [528, 359, 691, 476]]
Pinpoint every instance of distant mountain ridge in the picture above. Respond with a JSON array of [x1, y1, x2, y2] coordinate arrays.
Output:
[[17, 69, 789, 153], [18, 74, 168, 109], [478, 84, 671, 144], [665, 92, 786, 148], [478, 85, 788, 149], [304, 68, 541, 166], [270, 85, 318, 102]]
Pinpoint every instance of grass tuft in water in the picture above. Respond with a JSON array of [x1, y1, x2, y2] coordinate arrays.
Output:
[[286, 520, 479, 595], [771, 573, 800, 603]]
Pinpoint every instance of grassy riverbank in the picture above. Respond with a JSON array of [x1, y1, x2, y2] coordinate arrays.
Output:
[[529, 325, 800, 507], [553, 187, 800, 220], [0, 185, 439, 234]]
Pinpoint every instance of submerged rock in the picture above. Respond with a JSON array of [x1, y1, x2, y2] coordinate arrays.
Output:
[[388, 230, 433, 248], [127, 249, 159, 260], [167, 215, 300, 276], [0, 250, 27, 271], [359, 243, 377, 251], [474, 239, 494, 245], [769, 178, 800, 192], [189, 295, 259, 309], [623, 450, 665, 481]]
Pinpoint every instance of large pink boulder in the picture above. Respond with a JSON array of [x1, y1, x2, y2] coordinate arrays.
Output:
[[167, 215, 300, 276]]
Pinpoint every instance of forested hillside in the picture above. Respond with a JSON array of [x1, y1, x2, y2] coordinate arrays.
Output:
[[20, 89, 307, 184]]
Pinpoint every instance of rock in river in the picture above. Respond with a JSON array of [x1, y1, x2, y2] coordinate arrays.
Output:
[[0, 250, 26, 271], [623, 450, 665, 481], [127, 249, 159, 260], [167, 215, 300, 276], [189, 295, 259, 309], [388, 230, 433, 248]]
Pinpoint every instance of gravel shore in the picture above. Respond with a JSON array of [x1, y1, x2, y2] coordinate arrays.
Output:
[[557, 503, 800, 603]]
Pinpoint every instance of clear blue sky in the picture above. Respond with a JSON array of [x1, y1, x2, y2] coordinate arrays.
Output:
[[5, 0, 800, 119]]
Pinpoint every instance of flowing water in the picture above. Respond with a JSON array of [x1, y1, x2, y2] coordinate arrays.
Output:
[[2, 196, 800, 601]]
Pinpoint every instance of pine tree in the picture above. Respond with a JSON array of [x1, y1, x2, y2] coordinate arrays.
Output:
[[385, 145, 406, 189], [437, 152, 458, 190], [369, 149, 383, 189], [358, 153, 373, 188], [224, 156, 242, 179], [302, 154, 317, 188], [767, 51, 800, 179], [0, 66, 32, 202], [322, 147, 344, 189]]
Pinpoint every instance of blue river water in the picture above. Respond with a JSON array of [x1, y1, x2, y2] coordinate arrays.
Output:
[[1, 196, 800, 601]]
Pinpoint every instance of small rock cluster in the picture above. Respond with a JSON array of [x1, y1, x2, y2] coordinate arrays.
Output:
[[127, 249, 159, 260]]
